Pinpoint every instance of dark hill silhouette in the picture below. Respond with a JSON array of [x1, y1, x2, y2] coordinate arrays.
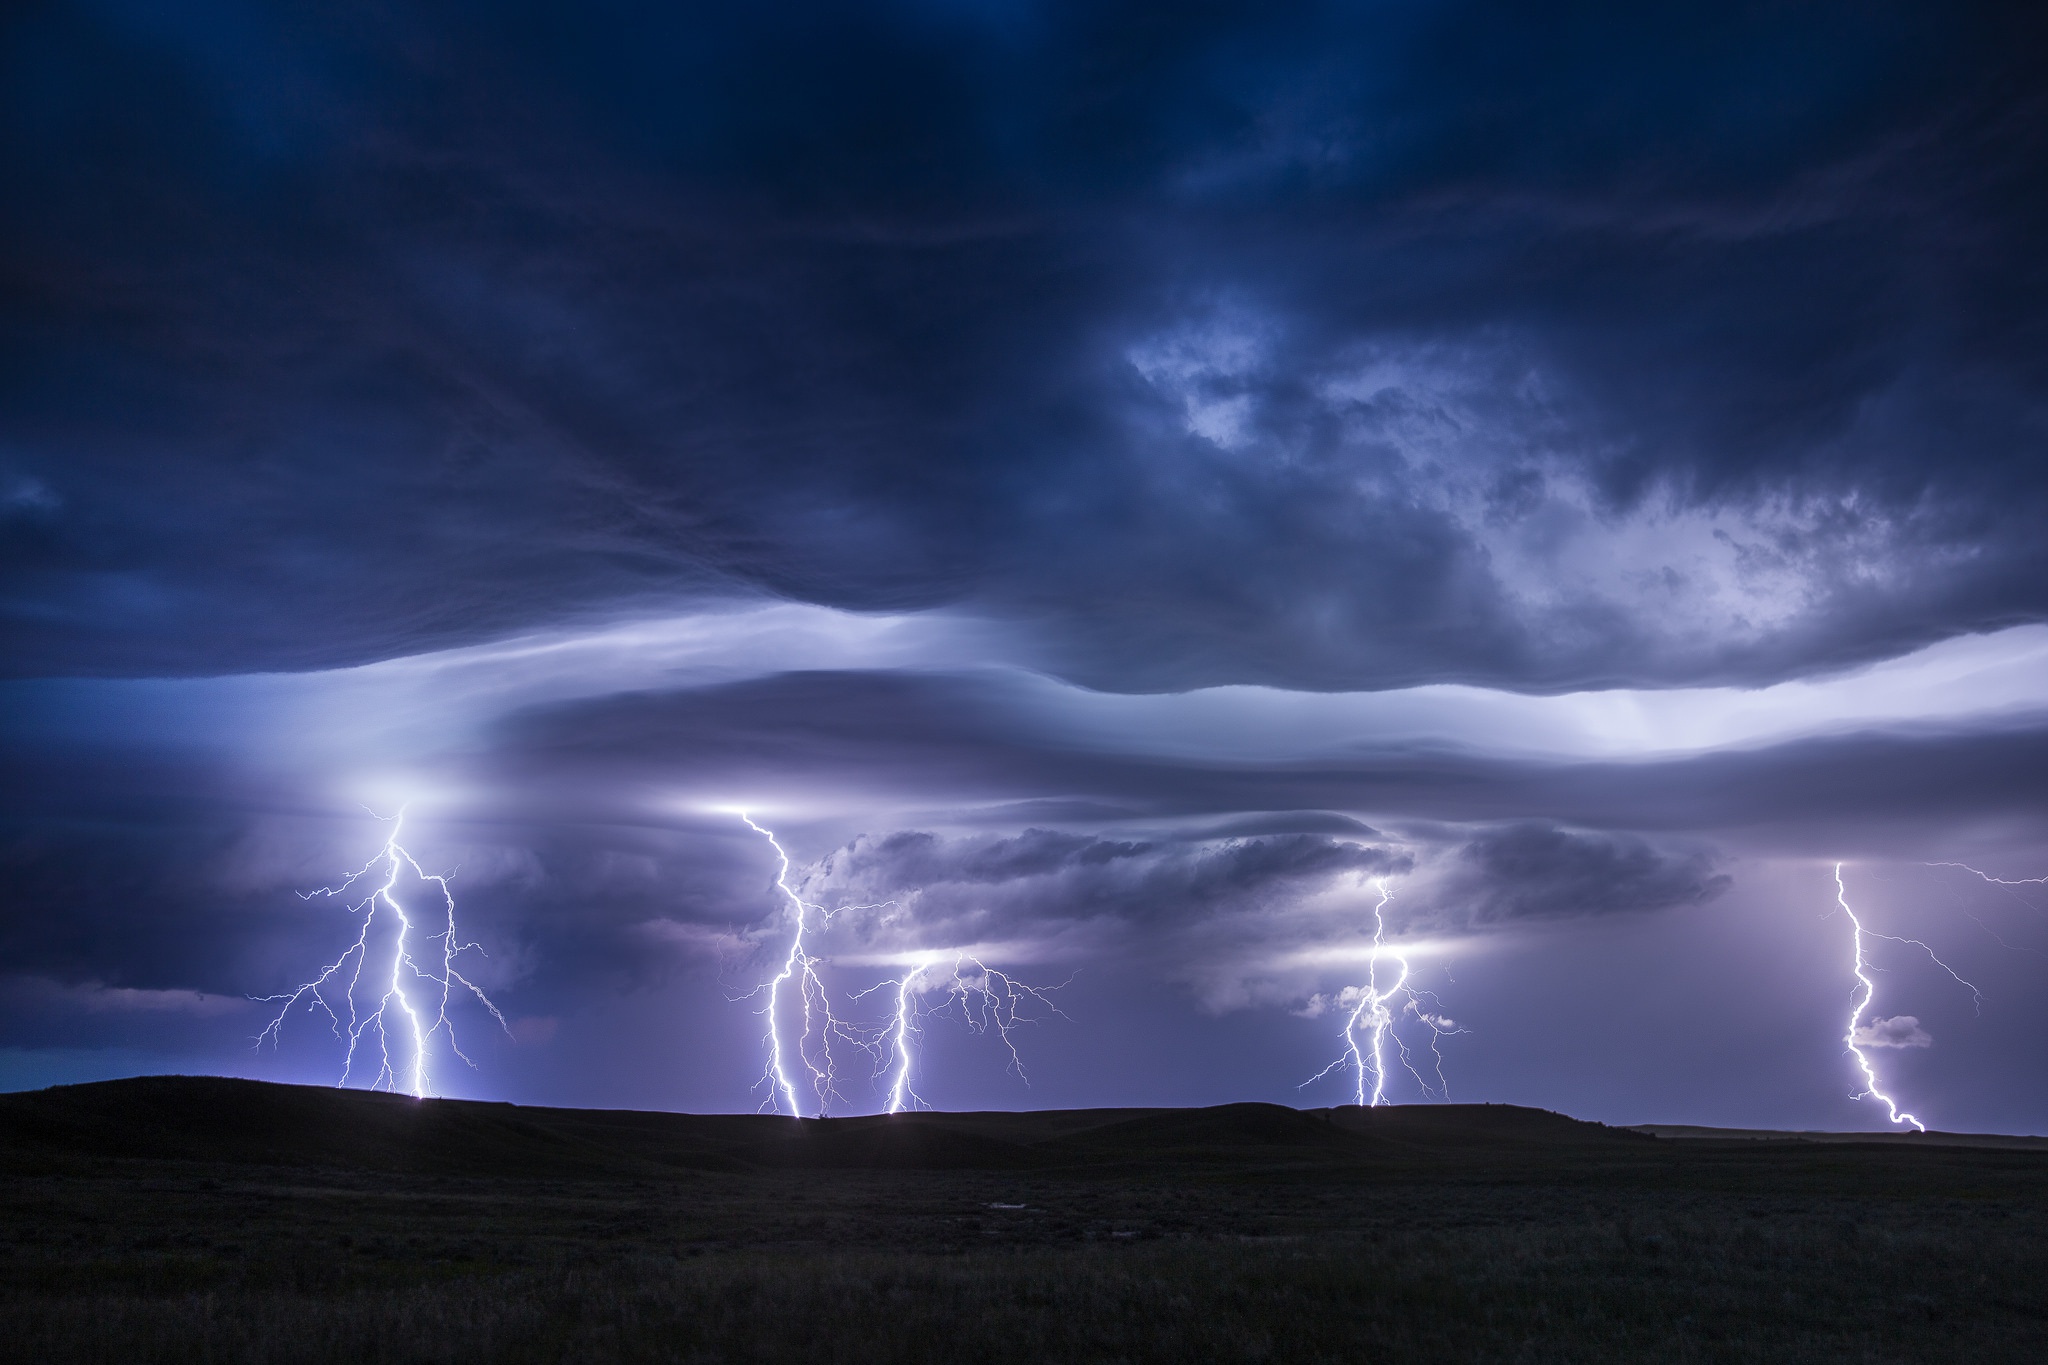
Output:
[[0, 1075, 1653, 1176], [746, 1118, 1042, 1170], [1322, 1102, 1655, 1149], [1049, 1102, 1404, 1158]]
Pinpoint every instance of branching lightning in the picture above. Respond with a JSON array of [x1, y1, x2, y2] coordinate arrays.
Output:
[[255, 808, 508, 1098], [735, 813, 1065, 1116], [1925, 861, 2048, 888], [1921, 860, 2048, 957], [1832, 863, 1989, 1131], [861, 954, 1068, 1113], [877, 961, 934, 1115], [1834, 863, 1926, 1130], [742, 812, 841, 1117], [847, 957, 1073, 1113], [737, 813, 895, 1118], [1302, 878, 1460, 1107]]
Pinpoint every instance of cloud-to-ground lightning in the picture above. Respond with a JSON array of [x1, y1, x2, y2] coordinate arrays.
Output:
[[740, 812, 841, 1117], [1834, 863, 1925, 1130], [735, 812, 900, 1118], [734, 812, 1067, 1116], [879, 961, 933, 1115], [255, 809, 508, 1097], [1831, 863, 1989, 1131], [1302, 879, 1460, 1107], [860, 954, 1069, 1114]]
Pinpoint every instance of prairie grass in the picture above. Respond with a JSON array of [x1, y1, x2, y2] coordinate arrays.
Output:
[[4, 1159, 2044, 1363]]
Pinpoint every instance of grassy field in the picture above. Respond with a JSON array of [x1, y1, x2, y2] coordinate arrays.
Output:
[[2, 1078, 2044, 1363]]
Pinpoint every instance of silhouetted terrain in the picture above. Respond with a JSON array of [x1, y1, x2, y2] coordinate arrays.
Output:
[[1629, 1122, 2048, 1149], [0, 1075, 1651, 1176], [3, 1077, 2045, 1363]]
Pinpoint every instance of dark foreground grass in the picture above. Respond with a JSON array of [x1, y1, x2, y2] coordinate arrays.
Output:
[[4, 1155, 2046, 1364], [5, 1232, 2045, 1365]]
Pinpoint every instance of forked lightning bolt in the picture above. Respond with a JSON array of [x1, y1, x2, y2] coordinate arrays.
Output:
[[877, 962, 933, 1115], [1302, 879, 1458, 1107], [737, 814, 1065, 1116], [742, 812, 838, 1117], [1835, 863, 1923, 1130], [1833, 863, 1984, 1132], [861, 954, 1068, 1114], [738, 813, 892, 1118], [255, 809, 508, 1097]]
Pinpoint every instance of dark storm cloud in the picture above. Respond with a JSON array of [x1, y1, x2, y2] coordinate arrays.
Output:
[[0, 737, 783, 1008], [800, 825, 1409, 945], [0, 701, 1430, 1022], [1439, 824, 1730, 925], [4, 4, 2047, 1131], [485, 671, 1063, 803], [5, 2, 2046, 688], [1179, 813, 1384, 841], [484, 670, 2048, 847]]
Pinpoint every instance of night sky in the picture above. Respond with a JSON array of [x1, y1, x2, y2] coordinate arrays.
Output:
[[5, 1, 2047, 1133]]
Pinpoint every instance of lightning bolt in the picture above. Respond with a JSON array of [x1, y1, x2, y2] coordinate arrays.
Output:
[[929, 954, 1067, 1089], [1302, 878, 1460, 1107], [1925, 861, 2048, 887], [1834, 863, 1925, 1130], [741, 812, 836, 1118], [857, 953, 1068, 1114], [736, 813, 894, 1118], [733, 814, 1065, 1116], [1921, 860, 2048, 957], [1828, 860, 1997, 1131], [255, 808, 508, 1098], [882, 967, 926, 1115], [858, 957, 936, 1115]]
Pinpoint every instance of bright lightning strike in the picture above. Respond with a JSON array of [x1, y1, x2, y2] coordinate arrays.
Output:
[[1835, 863, 1990, 1129], [737, 813, 893, 1118], [741, 812, 838, 1118], [255, 808, 508, 1098], [881, 963, 930, 1115], [1834, 863, 1926, 1131], [1302, 879, 1459, 1107], [861, 954, 1068, 1114], [732, 813, 1063, 1116]]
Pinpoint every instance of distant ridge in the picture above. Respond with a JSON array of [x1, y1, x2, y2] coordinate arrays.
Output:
[[0, 1075, 1653, 1176], [1628, 1123, 2048, 1151]]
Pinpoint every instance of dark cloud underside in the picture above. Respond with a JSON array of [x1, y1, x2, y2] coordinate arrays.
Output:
[[3, 2, 2045, 688], [482, 670, 2048, 841]]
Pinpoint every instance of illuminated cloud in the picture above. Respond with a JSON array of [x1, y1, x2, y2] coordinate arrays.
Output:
[[1852, 1015, 1934, 1049], [2, 0, 2044, 1126]]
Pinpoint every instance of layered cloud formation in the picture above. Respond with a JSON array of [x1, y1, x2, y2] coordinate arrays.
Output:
[[7, 1, 2047, 690], [2, 2, 2045, 1126]]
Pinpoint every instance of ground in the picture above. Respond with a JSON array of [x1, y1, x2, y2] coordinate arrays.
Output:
[[2, 1078, 2044, 1363]]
